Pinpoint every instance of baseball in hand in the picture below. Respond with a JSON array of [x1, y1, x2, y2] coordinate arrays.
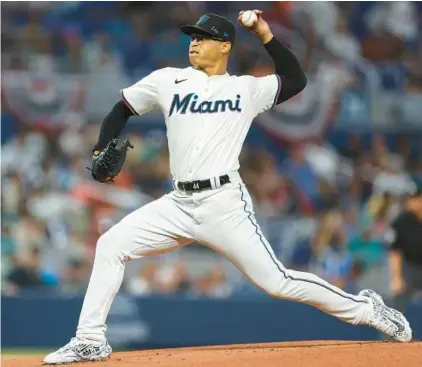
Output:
[[241, 10, 258, 28]]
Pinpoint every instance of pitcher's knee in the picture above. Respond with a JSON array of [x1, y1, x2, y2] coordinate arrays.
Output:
[[259, 273, 286, 298], [95, 226, 124, 261]]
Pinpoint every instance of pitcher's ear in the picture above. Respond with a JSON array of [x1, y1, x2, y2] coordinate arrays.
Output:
[[221, 41, 232, 55]]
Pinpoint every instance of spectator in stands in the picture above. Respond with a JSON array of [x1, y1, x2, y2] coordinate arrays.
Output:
[[152, 261, 191, 296], [367, 2, 418, 44], [84, 32, 130, 119], [58, 27, 84, 73], [347, 192, 401, 296], [311, 212, 357, 292], [4, 247, 51, 294], [149, 28, 189, 69], [362, 2, 416, 62], [290, 237, 314, 272], [408, 156, 422, 183], [280, 144, 319, 205], [1, 224, 17, 284], [371, 135, 414, 198], [292, 2, 340, 51], [1, 171, 24, 220], [20, 4, 54, 69], [340, 134, 365, 162], [241, 148, 312, 217], [120, 9, 153, 76], [325, 11, 361, 62], [304, 140, 354, 186], [241, 148, 284, 217], [12, 203, 47, 261], [348, 225, 387, 282], [126, 262, 160, 296], [60, 258, 90, 295], [278, 177, 313, 216], [397, 54, 422, 127], [127, 141, 172, 199], [313, 180, 340, 213], [190, 266, 233, 299]]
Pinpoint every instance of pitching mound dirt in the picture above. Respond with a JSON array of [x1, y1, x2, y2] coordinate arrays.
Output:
[[3, 341, 421, 367]]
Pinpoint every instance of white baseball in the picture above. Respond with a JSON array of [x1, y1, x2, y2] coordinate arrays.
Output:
[[241, 10, 258, 28]]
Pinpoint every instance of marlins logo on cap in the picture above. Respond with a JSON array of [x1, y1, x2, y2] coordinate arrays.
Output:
[[197, 15, 210, 25]]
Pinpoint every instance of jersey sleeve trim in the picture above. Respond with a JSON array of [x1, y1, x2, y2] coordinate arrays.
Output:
[[272, 74, 282, 108], [120, 90, 139, 116]]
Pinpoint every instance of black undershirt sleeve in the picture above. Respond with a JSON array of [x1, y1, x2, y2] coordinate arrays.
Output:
[[264, 36, 307, 104], [93, 100, 134, 151]]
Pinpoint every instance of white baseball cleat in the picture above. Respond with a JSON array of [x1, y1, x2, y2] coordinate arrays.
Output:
[[43, 337, 112, 364], [359, 289, 412, 342]]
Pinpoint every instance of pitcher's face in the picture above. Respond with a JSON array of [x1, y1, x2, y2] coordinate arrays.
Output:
[[188, 34, 231, 69]]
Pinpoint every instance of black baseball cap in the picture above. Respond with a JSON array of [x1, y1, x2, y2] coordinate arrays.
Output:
[[180, 13, 236, 44]]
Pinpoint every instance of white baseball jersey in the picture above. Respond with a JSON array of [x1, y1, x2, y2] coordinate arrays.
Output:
[[120, 67, 282, 182]]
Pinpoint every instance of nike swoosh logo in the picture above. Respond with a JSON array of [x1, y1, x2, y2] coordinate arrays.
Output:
[[175, 79, 188, 84]]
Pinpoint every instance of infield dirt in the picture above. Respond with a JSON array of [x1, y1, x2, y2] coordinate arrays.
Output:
[[3, 341, 421, 367]]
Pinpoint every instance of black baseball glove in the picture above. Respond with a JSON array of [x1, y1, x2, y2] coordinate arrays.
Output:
[[89, 139, 134, 183]]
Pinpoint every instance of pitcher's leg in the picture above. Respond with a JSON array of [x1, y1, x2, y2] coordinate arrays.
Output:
[[198, 184, 372, 325], [76, 194, 193, 342], [204, 232, 373, 325], [76, 229, 128, 342]]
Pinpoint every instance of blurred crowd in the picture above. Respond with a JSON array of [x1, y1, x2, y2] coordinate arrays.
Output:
[[1, 2, 422, 300]]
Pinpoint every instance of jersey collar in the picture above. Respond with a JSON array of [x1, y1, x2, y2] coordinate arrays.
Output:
[[189, 66, 230, 79]]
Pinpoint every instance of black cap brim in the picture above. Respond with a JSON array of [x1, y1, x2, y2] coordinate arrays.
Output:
[[181, 25, 213, 37], [180, 25, 228, 42]]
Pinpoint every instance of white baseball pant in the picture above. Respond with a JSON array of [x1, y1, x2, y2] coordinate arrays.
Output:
[[76, 171, 373, 341]]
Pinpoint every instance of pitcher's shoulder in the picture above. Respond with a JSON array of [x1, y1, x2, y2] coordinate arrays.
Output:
[[151, 67, 192, 84], [228, 74, 258, 87], [157, 67, 191, 76]]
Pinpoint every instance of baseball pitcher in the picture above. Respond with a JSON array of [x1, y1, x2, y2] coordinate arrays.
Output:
[[44, 11, 412, 365]]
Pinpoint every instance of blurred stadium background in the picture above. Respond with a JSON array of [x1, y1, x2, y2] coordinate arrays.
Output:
[[1, 1, 422, 351]]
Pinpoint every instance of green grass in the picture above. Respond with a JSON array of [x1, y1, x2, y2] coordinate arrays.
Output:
[[1, 349, 51, 357]]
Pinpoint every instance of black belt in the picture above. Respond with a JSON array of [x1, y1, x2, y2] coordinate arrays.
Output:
[[176, 175, 231, 192]]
